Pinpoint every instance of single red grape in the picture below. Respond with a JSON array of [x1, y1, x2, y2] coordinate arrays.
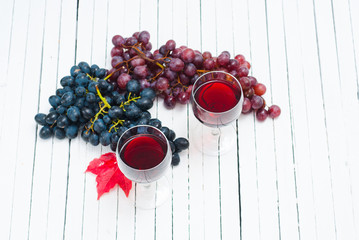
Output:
[[177, 92, 190, 104], [251, 95, 264, 110], [268, 105, 281, 118], [253, 83, 266, 96], [242, 98, 252, 113], [164, 95, 177, 109], [256, 108, 268, 121], [234, 54, 245, 65]]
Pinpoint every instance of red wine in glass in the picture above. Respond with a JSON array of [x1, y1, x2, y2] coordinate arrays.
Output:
[[117, 125, 171, 183], [191, 72, 243, 127], [121, 135, 166, 170]]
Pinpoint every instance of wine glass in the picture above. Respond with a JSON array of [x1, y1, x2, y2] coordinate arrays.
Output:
[[116, 125, 172, 209], [191, 71, 243, 155]]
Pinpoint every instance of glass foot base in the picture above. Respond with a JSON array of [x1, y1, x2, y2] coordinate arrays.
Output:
[[192, 122, 237, 156], [128, 175, 171, 210]]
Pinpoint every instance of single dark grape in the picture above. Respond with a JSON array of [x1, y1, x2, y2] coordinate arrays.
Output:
[[100, 131, 112, 146], [61, 92, 76, 107], [149, 118, 162, 129], [94, 119, 106, 134], [160, 126, 170, 139], [54, 127, 66, 139], [135, 97, 153, 110], [70, 66, 81, 77], [78, 62, 91, 74], [137, 117, 149, 125], [108, 106, 125, 119], [174, 137, 189, 151], [168, 130, 176, 141], [95, 68, 107, 78], [45, 112, 59, 125], [124, 102, 142, 119], [139, 88, 156, 102], [39, 126, 52, 139], [57, 115, 69, 128], [65, 125, 79, 139], [60, 76, 75, 87], [89, 133, 100, 146], [103, 115, 112, 125], [81, 129, 92, 142], [85, 92, 97, 103], [49, 95, 61, 108], [126, 79, 141, 94], [75, 86, 86, 97], [34, 113, 47, 126], [171, 153, 180, 166]]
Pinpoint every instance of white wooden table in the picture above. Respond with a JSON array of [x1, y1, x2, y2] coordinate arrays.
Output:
[[1, 0, 359, 239]]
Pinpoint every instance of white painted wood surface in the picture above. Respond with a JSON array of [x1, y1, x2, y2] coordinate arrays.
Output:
[[0, 0, 358, 239]]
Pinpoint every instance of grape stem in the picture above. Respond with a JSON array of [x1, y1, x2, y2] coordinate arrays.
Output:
[[86, 87, 112, 133], [108, 119, 124, 133], [119, 92, 141, 111]]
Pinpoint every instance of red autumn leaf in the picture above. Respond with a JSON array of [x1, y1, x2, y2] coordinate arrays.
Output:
[[86, 152, 132, 199], [86, 152, 118, 175]]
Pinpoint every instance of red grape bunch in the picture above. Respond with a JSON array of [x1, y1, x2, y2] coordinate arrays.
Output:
[[107, 30, 280, 121]]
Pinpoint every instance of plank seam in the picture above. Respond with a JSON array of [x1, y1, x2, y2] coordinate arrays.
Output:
[[311, 0, 338, 238]]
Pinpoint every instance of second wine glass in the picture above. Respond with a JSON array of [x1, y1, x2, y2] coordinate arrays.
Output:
[[191, 71, 243, 155]]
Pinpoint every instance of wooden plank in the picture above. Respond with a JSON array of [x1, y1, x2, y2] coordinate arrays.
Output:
[[297, 0, 337, 239], [187, 0, 205, 239], [45, 0, 77, 237], [0, 0, 14, 87], [0, 0, 44, 239], [247, 0, 280, 239], [91, 0, 119, 239], [265, 1, 301, 240], [170, 1, 191, 240], [215, 0, 241, 240], [199, 0, 221, 239], [232, 0, 260, 239], [26, 0, 63, 238], [60, 0, 88, 238], [312, 0, 356, 239], [348, 0, 359, 99], [330, 0, 359, 238], [76, 0, 102, 239], [155, 0, 174, 239], [282, 1, 318, 239]]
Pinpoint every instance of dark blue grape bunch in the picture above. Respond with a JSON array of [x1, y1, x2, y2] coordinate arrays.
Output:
[[34, 62, 189, 166]]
